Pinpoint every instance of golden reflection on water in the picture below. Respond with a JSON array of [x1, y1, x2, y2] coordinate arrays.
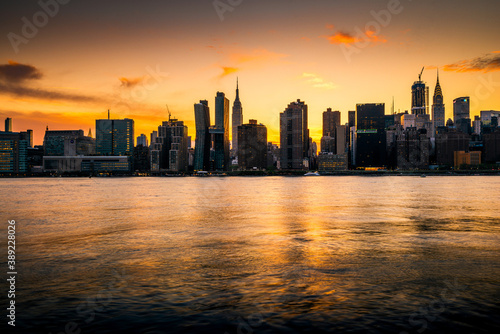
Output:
[[1, 176, 500, 332]]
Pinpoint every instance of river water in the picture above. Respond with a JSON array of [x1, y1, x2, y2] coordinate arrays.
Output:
[[1, 176, 499, 333]]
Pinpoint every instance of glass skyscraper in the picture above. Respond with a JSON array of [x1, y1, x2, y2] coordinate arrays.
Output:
[[96, 118, 134, 156]]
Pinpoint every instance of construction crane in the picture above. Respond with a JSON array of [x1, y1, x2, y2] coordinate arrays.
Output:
[[166, 104, 172, 121], [418, 67, 425, 82]]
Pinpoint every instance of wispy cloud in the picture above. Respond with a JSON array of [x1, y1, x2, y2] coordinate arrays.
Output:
[[0, 60, 43, 82], [0, 60, 103, 103], [322, 25, 387, 46], [444, 53, 500, 73], [218, 66, 239, 79], [217, 48, 289, 79], [302, 73, 337, 90], [119, 77, 144, 88]]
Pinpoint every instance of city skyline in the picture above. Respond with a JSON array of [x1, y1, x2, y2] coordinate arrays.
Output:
[[0, 0, 499, 146]]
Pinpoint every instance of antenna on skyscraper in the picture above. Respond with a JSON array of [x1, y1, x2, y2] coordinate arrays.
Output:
[[108, 109, 110, 120], [392, 96, 395, 115]]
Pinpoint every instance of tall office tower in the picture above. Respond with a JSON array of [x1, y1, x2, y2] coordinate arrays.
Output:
[[237, 119, 267, 170], [151, 119, 189, 172], [96, 118, 134, 156], [137, 134, 148, 147], [453, 97, 471, 134], [5, 118, 12, 132], [348, 111, 356, 128], [411, 72, 429, 115], [323, 108, 341, 137], [355, 103, 386, 168], [321, 108, 341, 153], [231, 78, 243, 156], [194, 100, 211, 171], [280, 99, 310, 170], [211, 92, 230, 170], [432, 71, 445, 129]]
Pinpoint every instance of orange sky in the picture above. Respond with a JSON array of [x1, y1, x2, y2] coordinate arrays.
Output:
[[0, 0, 499, 146]]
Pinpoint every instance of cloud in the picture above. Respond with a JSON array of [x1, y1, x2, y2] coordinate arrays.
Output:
[[324, 32, 360, 45], [216, 48, 289, 79], [0, 60, 43, 82], [0, 60, 103, 103], [119, 77, 144, 88], [444, 53, 500, 73], [218, 66, 239, 79], [302, 73, 337, 90], [322, 25, 387, 46], [228, 48, 288, 65]]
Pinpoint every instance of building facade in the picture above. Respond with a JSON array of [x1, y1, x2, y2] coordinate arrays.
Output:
[[432, 72, 445, 129], [280, 99, 310, 169], [96, 118, 134, 156], [194, 100, 211, 171], [237, 120, 267, 170], [355, 103, 386, 168]]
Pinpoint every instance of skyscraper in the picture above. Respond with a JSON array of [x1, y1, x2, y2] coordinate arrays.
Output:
[[210, 92, 230, 170], [96, 118, 134, 156], [355, 103, 386, 168], [150, 119, 189, 172], [280, 99, 310, 170], [5, 118, 12, 132], [238, 120, 267, 170], [321, 108, 341, 153], [432, 71, 445, 129], [323, 108, 341, 137], [194, 100, 211, 171], [231, 78, 243, 156], [453, 97, 471, 134], [411, 71, 429, 115], [0, 130, 29, 173], [137, 134, 148, 147]]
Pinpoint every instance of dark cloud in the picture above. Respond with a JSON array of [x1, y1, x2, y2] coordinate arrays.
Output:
[[444, 53, 500, 73], [119, 77, 144, 88], [0, 60, 43, 82], [0, 60, 103, 103]]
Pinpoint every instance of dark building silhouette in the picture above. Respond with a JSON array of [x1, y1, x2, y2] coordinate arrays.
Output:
[[194, 100, 211, 171], [151, 119, 188, 172], [396, 127, 430, 169], [483, 130, 500, 164], [280, 99, 310, 169], [133, 145, 150, 172], [348, 111, 356, 128], [355, 103, 386, 168], [453, 97, 470, 134], [4, 118, 12, 132], [435, 130, 471, 166], [237, 120, 267, 170], [210, 92, 230, 171], [321, 108, 341, 153], [411, 74, 429, 115], [232, 79, 243, 157]]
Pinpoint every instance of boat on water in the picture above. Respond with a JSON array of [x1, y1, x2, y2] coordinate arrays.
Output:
[[304, 171, 320, 176]]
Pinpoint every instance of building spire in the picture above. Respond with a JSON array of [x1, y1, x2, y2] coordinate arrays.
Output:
[[235, 77, 240, 101]]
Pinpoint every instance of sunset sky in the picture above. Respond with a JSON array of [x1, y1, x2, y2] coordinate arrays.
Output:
[[1, 0, 499, 146]]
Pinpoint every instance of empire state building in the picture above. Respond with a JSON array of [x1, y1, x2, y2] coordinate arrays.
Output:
[[231, 78, 243, 156]]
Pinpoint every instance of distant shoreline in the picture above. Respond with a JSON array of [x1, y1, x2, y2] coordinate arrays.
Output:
[[2, 170, 500, 178]]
